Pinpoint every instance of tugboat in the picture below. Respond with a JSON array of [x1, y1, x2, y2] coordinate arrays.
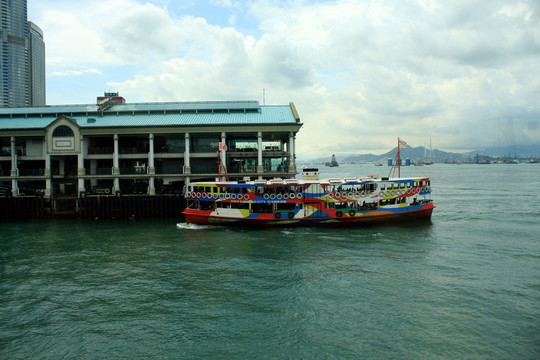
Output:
[[182, 139, 435, 226]]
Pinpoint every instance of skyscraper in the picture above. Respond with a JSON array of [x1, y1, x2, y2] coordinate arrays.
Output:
[[28, 21, 45, 106], [0, 0, 45, 107]]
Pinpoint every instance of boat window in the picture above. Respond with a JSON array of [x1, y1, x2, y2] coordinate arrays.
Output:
[[230, 203, 248, 209], [205, 186, 211, 192], [276, 203, 295, 211], [212, 186, 218, 193], [400, 183, 405, 189], [381, 184, 386, 190], [250, 203, 273, 213]]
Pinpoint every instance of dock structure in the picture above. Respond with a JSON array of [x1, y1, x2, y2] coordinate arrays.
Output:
[[0, 95, 302, 217]]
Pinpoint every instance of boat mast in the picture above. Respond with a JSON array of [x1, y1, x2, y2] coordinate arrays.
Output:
[[389, 137, 404, 178]]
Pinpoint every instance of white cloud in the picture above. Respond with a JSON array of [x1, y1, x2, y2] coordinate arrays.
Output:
[[33, 0, 540, 157]]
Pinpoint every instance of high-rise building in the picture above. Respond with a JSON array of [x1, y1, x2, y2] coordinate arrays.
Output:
[[28, 21, 45, 106], [0, 0, 46, 107]]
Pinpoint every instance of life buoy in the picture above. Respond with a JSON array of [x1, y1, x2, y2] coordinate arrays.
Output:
[[336, 211, 343, 217], [263, 194, 269, 200], [349, 210, 356, 216], [348, 192, 354, 198], [335, 192, 341, 198], [244, 194, 250, 201], [277, 194, 283, 200], [196, 192, 201, 198], [289, 193, 296, 199], [297, 193, 303, 199], [283, 194, 289, 200], [288, 212, 294, 219], [379, 191, 385, 197], [275, 212, 281, 219], [105, 188, 110, 194], [270, 194, 276, 200], [231, 194, 236, 199]]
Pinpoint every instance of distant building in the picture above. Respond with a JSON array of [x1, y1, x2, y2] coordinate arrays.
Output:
[[0, 99, 302, 199], [0, 0, 46, 107]]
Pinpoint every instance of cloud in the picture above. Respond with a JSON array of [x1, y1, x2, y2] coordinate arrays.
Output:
[[35, 0, 540, 156]]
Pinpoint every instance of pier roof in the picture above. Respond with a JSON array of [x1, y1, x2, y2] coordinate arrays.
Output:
[[0, 101, 301, 130]]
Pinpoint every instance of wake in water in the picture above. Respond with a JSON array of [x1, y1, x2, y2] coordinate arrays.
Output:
[[176, 222, 210, 230]]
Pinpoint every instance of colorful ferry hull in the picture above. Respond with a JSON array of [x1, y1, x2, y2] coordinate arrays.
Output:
[[182, 175, 435, 226]]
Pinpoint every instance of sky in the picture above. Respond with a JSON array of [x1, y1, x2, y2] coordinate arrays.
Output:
[[28, 0, 540, 158]]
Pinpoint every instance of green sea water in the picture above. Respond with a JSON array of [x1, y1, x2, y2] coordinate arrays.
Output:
[[1, 164, 539, 359]]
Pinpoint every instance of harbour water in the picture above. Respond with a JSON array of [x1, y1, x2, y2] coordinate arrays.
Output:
[[1, 164, 539, 359]]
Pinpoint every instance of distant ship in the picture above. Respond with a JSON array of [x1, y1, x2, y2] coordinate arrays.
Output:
[[325, 154, 339, 167]]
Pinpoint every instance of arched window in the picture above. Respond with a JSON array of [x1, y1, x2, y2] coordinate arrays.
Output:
[[52, 125, 74, 137]]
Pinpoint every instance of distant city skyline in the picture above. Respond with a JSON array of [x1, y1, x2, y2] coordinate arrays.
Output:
[[1, 0, 45, 107]]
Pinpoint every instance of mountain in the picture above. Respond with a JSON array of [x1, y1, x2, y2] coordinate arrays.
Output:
[[301, 144, 540, 165]]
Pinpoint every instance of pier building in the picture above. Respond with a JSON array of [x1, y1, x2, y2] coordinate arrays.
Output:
[[0, 95, 302, 217]]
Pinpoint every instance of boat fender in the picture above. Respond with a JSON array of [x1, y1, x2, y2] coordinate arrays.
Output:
[[349, 210, 356, 216], [288, 212, 294, 219], [336, 211, 343, 217], [275, 212, 281, 219]]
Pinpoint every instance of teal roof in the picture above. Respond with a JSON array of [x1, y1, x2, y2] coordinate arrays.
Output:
[[0, 101, 301, 130]]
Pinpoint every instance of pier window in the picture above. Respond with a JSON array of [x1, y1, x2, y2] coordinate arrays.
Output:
[[191, 135, 219, 153]]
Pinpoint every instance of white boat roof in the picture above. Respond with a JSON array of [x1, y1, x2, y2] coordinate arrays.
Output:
[[190, 176, 428, 186]]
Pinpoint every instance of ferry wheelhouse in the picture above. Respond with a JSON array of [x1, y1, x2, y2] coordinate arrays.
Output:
[[182, 168, 435, 226]]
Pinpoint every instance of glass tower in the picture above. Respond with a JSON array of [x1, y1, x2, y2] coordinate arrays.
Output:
[[0, 0, 45, 107], [28, 21, 45, 106]]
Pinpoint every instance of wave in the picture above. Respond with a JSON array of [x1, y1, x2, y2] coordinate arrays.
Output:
[[175, 222, 210, 230]]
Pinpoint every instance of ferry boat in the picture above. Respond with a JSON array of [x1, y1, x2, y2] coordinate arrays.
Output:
[[182, 138, 434, 226], [182, 168, 434, 226]]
